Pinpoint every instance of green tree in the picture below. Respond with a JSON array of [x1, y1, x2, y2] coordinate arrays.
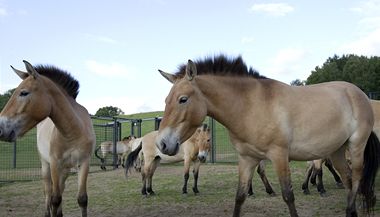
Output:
[[306, 54, 380, 96], [290, 79, 305, 86], [0, 89, 15, 111], [95, 106, 124, 117]]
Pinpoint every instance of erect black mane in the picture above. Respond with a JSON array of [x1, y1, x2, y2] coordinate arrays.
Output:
[[34, 65, 80, 99], [175, 54, 266, 79]]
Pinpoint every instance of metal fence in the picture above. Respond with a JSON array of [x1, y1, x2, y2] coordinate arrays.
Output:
[[0, 116, 237, 182]]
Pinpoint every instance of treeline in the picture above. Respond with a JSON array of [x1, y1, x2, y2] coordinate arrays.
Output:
[[306, 54, 380, 94]]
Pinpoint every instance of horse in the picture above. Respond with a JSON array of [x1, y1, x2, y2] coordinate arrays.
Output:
[[125, 124, 211, 195], [155, 55, 380, 217], [301, 99, 380, 196], [0, 61, 95, 217], [94, 135, 136, 170]]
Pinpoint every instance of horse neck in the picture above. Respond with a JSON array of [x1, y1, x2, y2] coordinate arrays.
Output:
[[47, 83, 85, 139], [196, 75, 263, 130]]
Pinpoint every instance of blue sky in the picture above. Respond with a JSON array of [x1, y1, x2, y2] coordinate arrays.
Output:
[[1, 0, 380, 114]]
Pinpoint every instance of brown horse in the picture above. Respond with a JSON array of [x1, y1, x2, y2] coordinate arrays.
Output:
[[125, 124, 211, 195], [156, 55, 380, 217], [0, 61, 95, 217], [301, 99, 380, 196]]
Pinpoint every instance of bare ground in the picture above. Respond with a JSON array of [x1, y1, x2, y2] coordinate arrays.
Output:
[[1, 163, 380, 217]]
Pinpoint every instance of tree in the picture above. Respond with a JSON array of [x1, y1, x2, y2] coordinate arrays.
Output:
[[290, 79, 305, 86], [95, 106, 124, 117], [306, 54, 380, 97], [0, 89, 15, 111]]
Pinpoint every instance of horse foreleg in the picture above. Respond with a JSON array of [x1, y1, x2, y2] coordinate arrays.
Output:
[[77, 159, 90, 217], [301, 161, 313, 195], [182, 157, 191, 194], [324, 158, 343, 188], [49, 160, 62, 217], [147, 157, 160, 195], [41, 160, 52, 217], [100, 153, 107, 171], [192, 159, 201, 194], [233, 155, 258, 217], [257, 160, 275, 196], [270, 151, 299, 217]]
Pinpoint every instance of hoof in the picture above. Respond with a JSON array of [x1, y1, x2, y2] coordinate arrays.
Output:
[[336, 182, 344, 189], [319, 192, 328, 197], [303, 189, 310, 195], [192, 187, 199, 194]]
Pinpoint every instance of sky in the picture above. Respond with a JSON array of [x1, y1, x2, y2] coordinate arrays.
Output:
[[1, 0, 380, 115]]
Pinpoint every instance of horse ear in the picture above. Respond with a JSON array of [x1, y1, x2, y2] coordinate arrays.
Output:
[[10, 65, 29, 80], [158, 69, 178, 83], [186, 59, 197, 81], [23, 60, 39, 79]]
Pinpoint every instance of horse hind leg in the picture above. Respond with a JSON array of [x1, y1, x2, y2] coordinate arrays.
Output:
[[330, 145, 355, 216], [257, 160, 275, 196], [314, 160, 327, 197], [324, 158, 343, 188], [301, 161, 313, 195]]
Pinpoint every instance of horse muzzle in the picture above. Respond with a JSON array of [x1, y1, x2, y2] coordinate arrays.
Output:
[[157, 140, 180, 156], [0, 119, 17, 142]]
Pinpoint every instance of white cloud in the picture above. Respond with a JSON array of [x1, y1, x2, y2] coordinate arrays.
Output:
[[249, 3, 294, 17], [340, 28, 380, 56], [264, 48, 309, 82], [349, 0, 380, 16], [85, 60, 134, 78], [84, 33, 118, 44]]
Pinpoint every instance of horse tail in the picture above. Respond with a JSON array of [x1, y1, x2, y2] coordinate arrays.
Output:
[[360, 131, 380, 214], [94, 145, 105, 163], [125, 141, 142, 178]]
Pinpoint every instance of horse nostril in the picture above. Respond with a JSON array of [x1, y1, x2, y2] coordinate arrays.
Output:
[[161, 142, 167, 151]]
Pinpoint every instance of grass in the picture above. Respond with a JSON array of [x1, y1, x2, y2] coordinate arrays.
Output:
[[1, 162, 379, 217]]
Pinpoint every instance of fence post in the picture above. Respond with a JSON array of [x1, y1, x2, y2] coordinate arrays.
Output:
[[112, 118, 118, 169], [209, 117, 216, 163], [154, 117, 162, 130], [13, 141, 17, 169], [137, 119, 142, 137]]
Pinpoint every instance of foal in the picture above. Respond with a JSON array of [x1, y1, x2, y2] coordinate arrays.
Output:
[[125, 124, 211, 195], [0, 61, 95, 217]]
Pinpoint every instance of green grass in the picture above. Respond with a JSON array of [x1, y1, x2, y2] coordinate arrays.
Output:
[[1, 163, 379, 216]]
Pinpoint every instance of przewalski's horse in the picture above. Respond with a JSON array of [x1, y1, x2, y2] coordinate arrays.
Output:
[[155, 55, 380, 217], [0, 61, 95, 217], [302, 99, 380, 196], [125, 124, 211, 195], [95, 135, 136, 170]]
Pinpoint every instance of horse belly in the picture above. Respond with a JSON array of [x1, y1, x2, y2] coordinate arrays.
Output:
[[289, 134, 349, 161]]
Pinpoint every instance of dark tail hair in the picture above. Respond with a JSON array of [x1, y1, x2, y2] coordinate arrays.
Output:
[[94, 146, 105, 163], [125, 141, 142, 178], [360, 131, 380, 214]]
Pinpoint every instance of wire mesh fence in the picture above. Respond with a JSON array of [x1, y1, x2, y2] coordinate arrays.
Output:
[[0, 116, 237, 182]]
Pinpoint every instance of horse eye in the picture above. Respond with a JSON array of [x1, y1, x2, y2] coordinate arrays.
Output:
[[179, 96, 188, 104], [19, 90, 30, 97]]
